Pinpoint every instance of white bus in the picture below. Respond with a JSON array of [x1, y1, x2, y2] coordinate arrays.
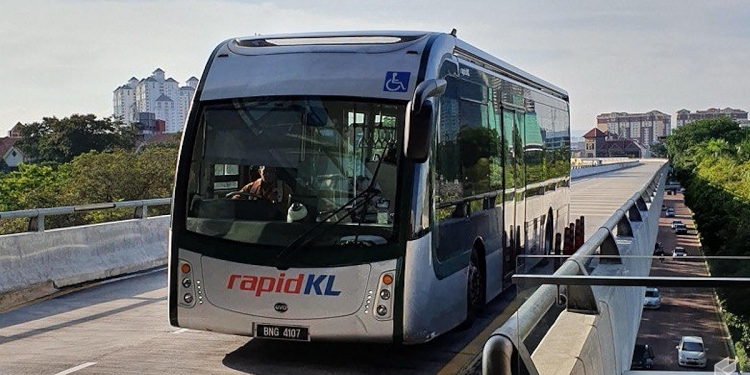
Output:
[[169, 31, 571, 344]]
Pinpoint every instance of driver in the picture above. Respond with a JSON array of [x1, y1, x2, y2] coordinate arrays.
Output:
[[233, 166, 293, 213]]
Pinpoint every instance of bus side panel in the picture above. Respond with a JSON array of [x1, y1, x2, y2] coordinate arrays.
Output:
[[482, 203, 505, 302], [402, 234, 466, 344]]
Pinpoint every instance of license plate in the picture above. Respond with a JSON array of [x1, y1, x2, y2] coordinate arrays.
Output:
[[255, 324, 310, 341]]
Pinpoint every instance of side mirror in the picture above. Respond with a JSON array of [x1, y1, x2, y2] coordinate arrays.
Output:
[[405, 79, 447, 163], [411, 79, 447, 113]]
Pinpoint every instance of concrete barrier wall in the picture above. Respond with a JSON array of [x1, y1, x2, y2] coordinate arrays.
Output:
[[530, 166, 666, 375], [0, 216, 169, 308], [571, 161, 641, 179]]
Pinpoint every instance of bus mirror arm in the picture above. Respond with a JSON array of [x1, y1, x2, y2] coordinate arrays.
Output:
[[411, 79, 447, 113], [406, 79, 446, 163]]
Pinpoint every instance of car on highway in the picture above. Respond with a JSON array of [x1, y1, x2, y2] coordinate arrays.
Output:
[[673, 246, 687, 258], [643, 287, 661, 310], [677, 336, 707, 368], [665, 208, 675, 217], [670, 219, 683, 229], [675, 223, 688, 235], [631, 343, 655, 369]]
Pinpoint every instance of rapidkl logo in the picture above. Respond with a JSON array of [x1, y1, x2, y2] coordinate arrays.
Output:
[[227, 273, 341, 297]]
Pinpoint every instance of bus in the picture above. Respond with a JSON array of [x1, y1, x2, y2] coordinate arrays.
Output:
[[168, 30, 571, 344]]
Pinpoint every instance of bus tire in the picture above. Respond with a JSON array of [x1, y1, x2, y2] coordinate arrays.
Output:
[[462, 249, 485, 328]]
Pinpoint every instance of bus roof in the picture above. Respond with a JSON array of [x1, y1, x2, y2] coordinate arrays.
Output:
[[201, 30, 568, 102]]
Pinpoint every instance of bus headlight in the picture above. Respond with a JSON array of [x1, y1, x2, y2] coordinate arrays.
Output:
[[182, 278, 192, 288], [379, 289, 390, 300], [376, 305, 388, 316], [371, 270, 395, 320], [184, 293, 194, 303]]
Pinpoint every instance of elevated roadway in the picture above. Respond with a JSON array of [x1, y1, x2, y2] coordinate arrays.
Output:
[[0, 160, 674, 375]]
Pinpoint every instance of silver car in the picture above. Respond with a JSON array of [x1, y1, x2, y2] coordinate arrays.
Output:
[[677, 336, 707, 368], [643, 287, 661, 309]]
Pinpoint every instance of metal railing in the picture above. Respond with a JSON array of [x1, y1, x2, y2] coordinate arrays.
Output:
[[482, 162, 669, 375], [0, 198, 172, 232]]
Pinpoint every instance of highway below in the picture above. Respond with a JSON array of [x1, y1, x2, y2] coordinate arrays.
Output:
[[0, 161, 666, 375], [633, 191, 732, 371]]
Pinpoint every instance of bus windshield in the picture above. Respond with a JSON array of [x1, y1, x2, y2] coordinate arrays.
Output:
[[184, 96, 404, 248]]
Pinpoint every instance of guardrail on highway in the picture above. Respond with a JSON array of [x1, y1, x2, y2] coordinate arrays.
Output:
[[0, 198, 171, 311], [482, 162, 669, 375], [571, 160, 642, 179], [0, 198, 171, 232]]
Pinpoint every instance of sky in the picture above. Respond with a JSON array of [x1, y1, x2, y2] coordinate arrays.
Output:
[[1, 0, 748, 138]]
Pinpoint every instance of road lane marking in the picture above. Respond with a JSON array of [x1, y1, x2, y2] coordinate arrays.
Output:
[[54, 362, 96, 375]]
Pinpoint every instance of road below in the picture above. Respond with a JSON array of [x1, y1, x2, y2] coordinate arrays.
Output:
[[633, 191, 732, 371]]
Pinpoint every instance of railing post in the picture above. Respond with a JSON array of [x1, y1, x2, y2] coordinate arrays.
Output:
[[554, 232, 562, 271], [575, 216, 585, 250], [134, 204, 148, 219]]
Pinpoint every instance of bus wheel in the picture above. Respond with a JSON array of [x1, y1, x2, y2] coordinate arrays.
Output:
[[465, 249, 485, 324]]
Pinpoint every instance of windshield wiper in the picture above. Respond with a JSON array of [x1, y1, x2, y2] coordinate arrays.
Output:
[[275, 143, 394, 267]]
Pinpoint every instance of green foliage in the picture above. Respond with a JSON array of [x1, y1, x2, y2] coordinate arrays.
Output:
[[649, 142, 667, 158], [0, 144, 177, 234], [736, 341, 750, 371], [720, 307, 750, 371], [0, 164, 72, 212], [0, 159, 10, 173], [67, 147, 177, 203], [15, 114, 135, 164], [668, 116, 750, 365], [0, 164, 75, 233]]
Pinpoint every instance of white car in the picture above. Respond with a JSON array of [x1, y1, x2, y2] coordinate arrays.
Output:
[[643, 287, 661, 309], [677, 336, 707, 368], [673, 246, 687, 257]]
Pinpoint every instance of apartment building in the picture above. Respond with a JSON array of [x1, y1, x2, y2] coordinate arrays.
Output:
[[596, 110, 670, 146], [675, 108, 748, 127], [113, 68, 199, 133]]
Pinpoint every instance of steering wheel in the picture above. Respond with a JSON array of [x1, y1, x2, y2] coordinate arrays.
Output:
[[225, 191, 264, 200]]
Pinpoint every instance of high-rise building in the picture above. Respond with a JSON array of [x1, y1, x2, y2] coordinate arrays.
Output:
[[675, 108, 748, 127], [113, 69, 198, 133], [596, 110, 670, 145]]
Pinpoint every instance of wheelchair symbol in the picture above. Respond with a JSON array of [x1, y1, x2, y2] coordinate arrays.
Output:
[[383, 71, 410, 92]]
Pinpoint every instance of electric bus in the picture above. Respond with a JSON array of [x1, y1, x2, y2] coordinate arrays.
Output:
[[168, 30, 571, 344]]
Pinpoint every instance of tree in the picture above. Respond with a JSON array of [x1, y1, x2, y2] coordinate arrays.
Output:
[[667, 117, 740, 153], [67, 148, 177, 203], [0, 164, 72, 211], [0, 158, 9, 173], [735, 138, 750, 163], [649, 142, 667, 158], [15, 114, 136, 164]]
